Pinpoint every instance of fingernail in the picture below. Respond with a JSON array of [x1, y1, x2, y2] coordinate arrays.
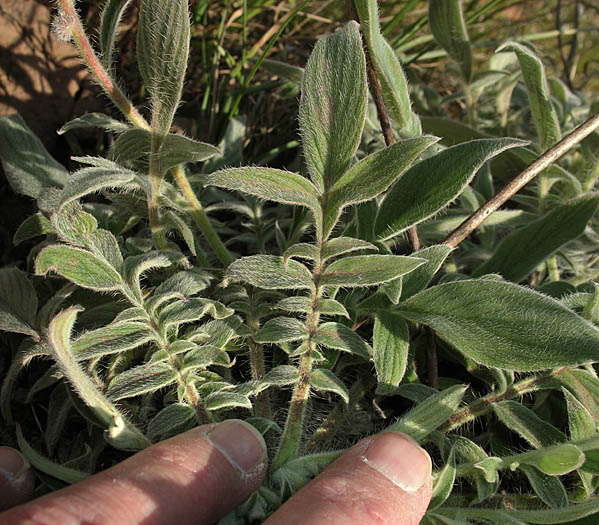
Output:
[[0, 447, 30, 482], [362, 432, 432, 492], [206, 420, 267, 475]]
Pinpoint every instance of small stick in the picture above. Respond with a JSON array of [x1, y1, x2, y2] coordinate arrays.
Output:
[[443, 111, 599, 248]]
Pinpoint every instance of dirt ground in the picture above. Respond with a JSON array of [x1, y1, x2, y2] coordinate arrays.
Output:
[[0, 0, 104, 148], [0, 1, 106, 264]]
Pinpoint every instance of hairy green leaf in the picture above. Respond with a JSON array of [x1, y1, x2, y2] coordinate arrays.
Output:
[[354, 0, 418, 134], [497, 42, 561, 149], [373, 313, 409, 395], [314, 322, 371, 359], [226, 255, 314, 291], [310, 369, 349, 403], [429, 447, 456, 510], [204, 391, 252, 411], [0, 268, 39, 337], [204, 168, 322, 233], [322, 255, 425, 288], [321, 237, 378, 261], [270, 451, 343, 494], [107, 362, 178, 400], [388, 384, 467, 441], [493, 400, 566, 448], [0, 113, 67, 197], [36, 245, 123, 292], [182, 345, 232, 370], [158, 298, 233, 329], [101, 0, 133, 69], [516, 443, 585, 476], [48, 307, 149, 450], [13, 213, 54, 246], [564, 389, 596, 442], [375, 138, 527, 240], [276, 297, 349, 318], [401, 245, 454, 300], [137, 0, 190, 135], [299, 21, 367, 193], [146, 403, 196, 443], [474, 195, 599, 282], [429, 0, 472, 81], [323, 137, 437, 237], [59, 165, 137, 210], [109, 129, 219, 172], [256, 365, 300, 394], [255, 317, 307, 344], [283, 243, 318, 264], [519, 464, 568, 508], [59, 112, 130, 134], [398, 280, 599, 371], [72, 321, 154, 360], [123, 250, 189, 300]]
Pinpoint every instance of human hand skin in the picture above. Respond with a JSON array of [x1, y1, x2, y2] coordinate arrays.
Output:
[[0, 420, 432, 524]]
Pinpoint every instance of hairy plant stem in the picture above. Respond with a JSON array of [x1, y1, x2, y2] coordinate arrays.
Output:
[[56, 0, 233, 265], [272, 250, 324, 470], [249, 292, 271, 419], [148, 142, 169, 250], [353, 6, 420, 251], [56, 0, 148, 130], [583, 156, 599, 193], [151, 321, 210, 424], [443, 111, 599, 248], [439, 369, 566, 434], [304, 372, 375, 452]]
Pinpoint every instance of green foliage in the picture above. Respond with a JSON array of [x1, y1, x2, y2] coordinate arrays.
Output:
[[2, 1, 599, 522]]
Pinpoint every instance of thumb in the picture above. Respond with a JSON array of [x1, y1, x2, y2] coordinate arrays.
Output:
[[0, 447, 35, 511], [267, 432, 433, 524]]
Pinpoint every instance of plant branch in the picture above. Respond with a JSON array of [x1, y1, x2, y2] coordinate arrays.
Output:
[[56, 0, 149, 130], [352, 1, 420, 251], [443, 111, 599, 248], [439, 369, 566, 434], [272, 250, 324, 470], [304, 372, 375, 452], [55, 0, 234, 265]]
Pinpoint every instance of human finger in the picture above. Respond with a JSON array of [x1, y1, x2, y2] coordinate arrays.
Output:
[[0, 446, 36, 511], [0, 419, 267, 525], [267, 431, 433, 525]]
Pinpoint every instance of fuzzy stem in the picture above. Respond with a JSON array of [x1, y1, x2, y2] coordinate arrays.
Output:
[[352, 0, 420, 251], [443, 111, 599, 248], [173, 168, 235, 266], [148, 144, 169, 250], [56, 0, 234, 265], [56, 0, 149, 130], [439, 369, 566, 434], [248, 292, 272, 419], [304, 372, 375, 452], [272, 254, 324, 470], [583, 157, 599, 193]]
